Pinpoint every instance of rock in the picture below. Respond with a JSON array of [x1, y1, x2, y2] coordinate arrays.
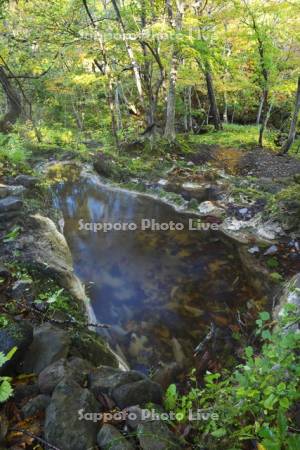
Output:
[[97, 424, 134, 450], [198, 200, 224, 217], [0, 197, 22, 213], [112, 379, 163, 409], [126, 406, 151, 430], [45, 379, 99, 450], [239, 207, 248, 215], [22, 323, 70, 374], [248, 245, 260, 254], [264, 245, 278, 256], [137, 420, 181, 450], [0, 319, 33, 374], [15, 175, 39, 188], [21, 394, 51, 418], [70, 329, 117, 368], [89, 366, 145, 396], [278, 200, 300, 232], [11, 280, 32, 299], [17, 214, 88, 306], [0, 184, 25, 198], [0, 265, 10, 279], [39, 357, 92, 395], [93, 153, 114, 178]]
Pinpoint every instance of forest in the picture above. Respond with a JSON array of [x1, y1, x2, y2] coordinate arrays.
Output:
[[0, 1, 300, 450]]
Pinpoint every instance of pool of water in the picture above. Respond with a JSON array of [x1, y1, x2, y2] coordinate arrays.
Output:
[[55, 174, 260, 372]]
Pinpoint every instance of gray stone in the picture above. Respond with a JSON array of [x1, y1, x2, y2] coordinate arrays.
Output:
[[89, 366, 145, 396], [22, 323, 70, 374], [38, 357, 92, 395], [137, 420, 181, 450], [0, 265, 10, 279], [264, 245, 278, 256], [21, 394, 51, 418], [97, 424, 134, 450], [0, 184, 25, 198], [44, 379, 100, 450], [14, 383, 39, 401], [0, 319, 33, 374], [0, 196, 22, 213], [112, 379, 163, 409], [126, 406, 149, 430], [71, 330, 117, 368], [11, 280, 32, 299], [15, 175, 39, 188]]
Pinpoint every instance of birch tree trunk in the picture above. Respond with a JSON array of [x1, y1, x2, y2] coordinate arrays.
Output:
[[281, 76, 300, 154]]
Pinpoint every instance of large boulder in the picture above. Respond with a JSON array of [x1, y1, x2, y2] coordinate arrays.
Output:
[[38, 357, 92, 395], [0, 319, 33, 374], [70, 329, 117, 368], [112, 379, 163, 409], [44, 379, 100, 450], [0, 184, 25, 198], [17, 214, 88, 306], [22, 323, 70, 374], [89, 366, 145, 396], [97, 424, 134, 450]]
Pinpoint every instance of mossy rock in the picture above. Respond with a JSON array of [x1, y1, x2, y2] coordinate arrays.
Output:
[[70, 329, 118, 368]]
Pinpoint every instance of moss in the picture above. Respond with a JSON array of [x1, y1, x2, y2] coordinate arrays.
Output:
[[70, 329, 118, 368]]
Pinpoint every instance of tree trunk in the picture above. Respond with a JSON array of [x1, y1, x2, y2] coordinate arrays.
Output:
[[281, 76, 300, 154], [164, 51, 178, 141], [256, 93, 264, 124], [111, 0, 143, 103], [0, 66, 21, 133], [205, 69, 222, 130], [258, 89, 268, 146]]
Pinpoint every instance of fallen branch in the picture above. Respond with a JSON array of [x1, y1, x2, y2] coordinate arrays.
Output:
[[10, 428, 61, 450], [4, 300, 111, 329]]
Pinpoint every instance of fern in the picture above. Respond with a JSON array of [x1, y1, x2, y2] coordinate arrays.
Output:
[[0, 347, 17, 403]]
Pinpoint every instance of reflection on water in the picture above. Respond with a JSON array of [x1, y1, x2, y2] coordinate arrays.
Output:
[[55, 178, 259, 371]]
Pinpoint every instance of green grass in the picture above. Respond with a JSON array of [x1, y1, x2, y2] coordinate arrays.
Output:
[[188, 124, 278, 150]]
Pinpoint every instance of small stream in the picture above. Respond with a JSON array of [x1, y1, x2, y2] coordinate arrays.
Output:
[[55, 171, 261, 372]]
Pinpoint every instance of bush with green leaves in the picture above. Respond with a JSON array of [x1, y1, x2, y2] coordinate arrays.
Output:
[[164, 307, 300, 449], [0, 132, 30, 165], [0, 347, 17, 403]]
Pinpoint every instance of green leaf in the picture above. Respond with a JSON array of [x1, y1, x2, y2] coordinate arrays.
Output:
[[259, 312, 270, 321], [211, 428, 227, 438], [245, 346, 254, 357], [0, 378, 13, 402]]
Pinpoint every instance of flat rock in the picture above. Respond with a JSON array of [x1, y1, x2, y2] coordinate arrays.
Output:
[[22, 323, 70, 374], [89, 366, 145, 396], [21, 394, 51, 418], [97, 424, 134, 450], [112, 379, 163, 409], [45, 379, 100, 450], [137, 420, 181, 450], [0, 184, 25, 198], [39, 357, 92, 395], [15, 175, 39, 188], [0, 196, 22, 213]]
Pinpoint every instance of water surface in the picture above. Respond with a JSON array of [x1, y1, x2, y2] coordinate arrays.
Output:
[[55, 176, 259, 371]]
